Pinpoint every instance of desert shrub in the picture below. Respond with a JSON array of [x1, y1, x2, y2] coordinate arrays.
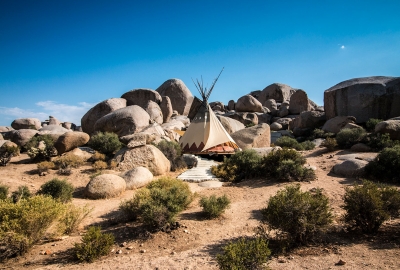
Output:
[[0, 145, 20, 166], [343, 181, 400, 233], [216, 236, 271, 270], [299, 140, 315, 150], [92, 160, 108, 171], [38, 178, 74, 203], [312, 128, 335, 139], [365, 133, 400, 151], [25, 135, 57, 161], [0, 185, 9, 200], [261, 184, 332, 245], [366, 118, 383, 132], [108, 159, 118, 170], [260, 148, 315, 182], [120, 177, 193, 229], [321, 137, 338, 152], [74, 226, 114, 263], [37, 161, 55, 173], [0, 232, 29, 262], [0, 195, 65, 260], [275, 136, 315, 151], [155, 140, 187, 171], [11, 186, 31, 203], [88, 132, 123, 156], [53, 154, 85, 170], [58, 204, 92, 235], [91, 152, 106, 162], [365, 145, 400, 183], [336, 128, 367, 148], [200, 194, 230, 219], [211, 149, 262, 182]]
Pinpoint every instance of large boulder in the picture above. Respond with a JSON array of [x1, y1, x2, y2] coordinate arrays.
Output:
[[264, 99, 278, 111], [324, 76, 400, 123], [258, 83, 297, 104], [230, 123, 271, 149], [235, 95, 264, 112], [375, 119, 400, 140], [11, 118, 41, 130], [121, 88, 162, 108], [120, 132, 157, 148], [160, 96, 173, 123], [114, 145, 171, 175], [255, 113, 272, 125], [227, 100, 235, 111], [0, 126, 14, 132], [144, 100, 163, 124], [161, 119, 186, 131], [292, 111, 326, 130], [289, 90, 312, 114], [54, 131, 90, 155], [8, 129, 38, 147], [48, 116, 61, 126], [81, 98, 127, 135], [210, 101, 225, 112], [85, 174, 126, 199], [94, 105, 150, 137], [216, 115, 245, 134], [333, 159, 368, 177], [156, 79, 194, 116], [224, 112, 258, 126], [120, 167, 154, 190], [37, 125, 71, 143], [322, 116, 356, 134]]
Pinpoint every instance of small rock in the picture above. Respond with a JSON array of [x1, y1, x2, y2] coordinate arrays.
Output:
[[139, 243, 143, 247], [116, 249, 122, 254], [111, 248, 115, 253], [120, 242, 127, 247], [140, 249, 146, 253], [39, 250, 45, 255], [171, 251, 176, 255], [335, 259, 346, 266], [126, 246, 134, 250], [278, 258, 286, 263], [44, 250, 51, 255]]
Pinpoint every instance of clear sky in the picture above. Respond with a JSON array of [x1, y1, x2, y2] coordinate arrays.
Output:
[[1, 0, 399, 126]]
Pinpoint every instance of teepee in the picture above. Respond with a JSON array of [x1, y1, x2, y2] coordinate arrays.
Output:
[[179, 70, 240, 154]]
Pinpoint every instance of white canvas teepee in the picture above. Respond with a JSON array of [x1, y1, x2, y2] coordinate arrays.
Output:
[[179, 70, 239, 154]]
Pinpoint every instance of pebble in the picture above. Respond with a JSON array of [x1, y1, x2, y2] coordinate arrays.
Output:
[[126, 246, 134, 250], [140, 249, 146, 253], [335, 259, 346, 266], [171, 251, 176, 255], [116, 250, 123, 254]]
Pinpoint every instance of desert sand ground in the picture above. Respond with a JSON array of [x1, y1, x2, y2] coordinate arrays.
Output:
[[1, 148, 400, 270]]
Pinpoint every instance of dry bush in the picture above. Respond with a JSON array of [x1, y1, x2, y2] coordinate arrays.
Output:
[[37, 161, 55, 173]]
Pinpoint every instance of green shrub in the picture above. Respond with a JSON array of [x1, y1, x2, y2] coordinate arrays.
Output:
[[365, 145, 400, 183], [0, 232, 29, 262], [312, 128, 335, 139], [321, 137, 338, 152], [92, 160, 108, 171], [275, 137, 315, 151], [336, 128, 367, 148], [91, 152, 106, 162], [343, 181, 400, 233], [299, 140, 315, 150], [37, 161, 55, 173], [0, 145, 20, 166], [120, 177, 193, 229], [365, 133, 400, 151], [74, 226, 114, 263], [88, 132, 123, 156], [58, 204, 92, 235], [200, 194, 230, 219], [261, 184, 332, 245], [366, 118, 383, 132], [53, 154, 85, 170], [25, 135, 57, 161], [0, 195, 65, 260], [261, 148, 315, 182], [216, 237, 271, 270], [11, 186, 31, 203], [155, 140, 187, 171], [0, 185, 9, 200], [211, 149, 262, 182], [38, 178, 74, 203]]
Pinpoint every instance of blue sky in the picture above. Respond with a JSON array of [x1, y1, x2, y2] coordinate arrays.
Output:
[[1, 0, 399, 126]]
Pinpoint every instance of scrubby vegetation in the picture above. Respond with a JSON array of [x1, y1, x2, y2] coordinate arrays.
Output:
[[343, 181, 400, 233], [321, 137, 338, 152], [92, 160, 108, 171], [11, 185, 31, 203], [216, 236, 271, 270], [25, 135, 57, 161], [200, 194, 230, 219], [74, 226, 115, 263], [120, 177, 193, 230], [365, 145, 400, 183], [58, 204, 92, 235], [0, 185, 9, 200], [365, 118, 383, 132], [38, 178, 74, 203], [37, 161, 55, 173], [336, 128, 367, 148], [54, 154, 85, 170], [0, 195, 65, 261], [261, 184, 332, 245], [211, 149, 262, 182], [275, 136, 315, 151], [365, 133, 400, 151], [88, 132, 123, 156], [0, 145, 20, 166], [155, 140, 187, 171]]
